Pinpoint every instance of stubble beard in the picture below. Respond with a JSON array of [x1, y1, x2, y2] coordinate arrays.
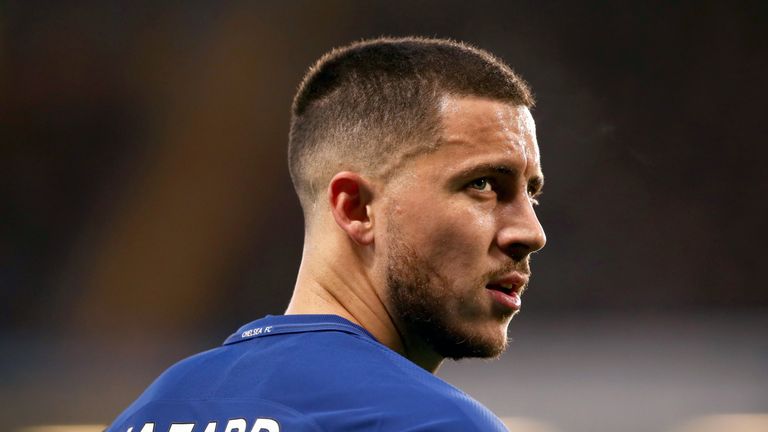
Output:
[[385, 233, 512, 361]]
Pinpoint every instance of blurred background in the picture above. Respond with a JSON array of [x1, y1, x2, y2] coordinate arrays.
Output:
[[2, 1, 766, 431]]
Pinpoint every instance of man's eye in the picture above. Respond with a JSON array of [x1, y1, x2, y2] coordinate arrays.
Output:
[[468, 178, 492, 192]]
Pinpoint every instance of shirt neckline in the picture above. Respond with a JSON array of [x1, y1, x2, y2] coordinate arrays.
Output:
[[222, 314, 378, 346]]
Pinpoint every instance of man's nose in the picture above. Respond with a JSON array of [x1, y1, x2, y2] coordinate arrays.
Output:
[[495, 199, 546, 262]]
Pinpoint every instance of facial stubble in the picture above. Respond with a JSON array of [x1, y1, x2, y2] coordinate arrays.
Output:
[[385, 229, 514, 361]]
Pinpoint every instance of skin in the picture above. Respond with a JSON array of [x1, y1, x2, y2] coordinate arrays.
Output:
[[286, 95, 546, 372]]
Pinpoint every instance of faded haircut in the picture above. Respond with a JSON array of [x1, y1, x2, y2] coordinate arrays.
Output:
[[288, 36, 534, 213]]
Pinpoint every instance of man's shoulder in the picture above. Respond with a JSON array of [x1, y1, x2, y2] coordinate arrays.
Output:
[[108, 316, 508, 431], [224, 329, 508, 431]]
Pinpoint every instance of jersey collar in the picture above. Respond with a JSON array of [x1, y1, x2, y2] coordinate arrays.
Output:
[[223, 314, 378, 346]]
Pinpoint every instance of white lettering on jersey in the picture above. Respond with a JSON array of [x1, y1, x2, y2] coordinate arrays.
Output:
[[251, 418, 279, 432], [241, 326, 273, 338], [126, 418, 278, 432], [224, 418, 247, 432]]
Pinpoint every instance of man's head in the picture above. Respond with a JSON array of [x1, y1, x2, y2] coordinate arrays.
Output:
[[288, 37, 534, 214], [288, 37, 545, 362]]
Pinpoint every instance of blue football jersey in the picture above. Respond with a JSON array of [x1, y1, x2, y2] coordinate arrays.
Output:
[[107, 314, 508, 431]]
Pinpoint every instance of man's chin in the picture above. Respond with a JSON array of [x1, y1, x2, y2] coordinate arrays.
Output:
[[423, 323, 509, 361], [438, 339, 507, 361]]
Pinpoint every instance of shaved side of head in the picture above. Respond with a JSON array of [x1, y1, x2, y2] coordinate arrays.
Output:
[[288, 36, 534, 217]]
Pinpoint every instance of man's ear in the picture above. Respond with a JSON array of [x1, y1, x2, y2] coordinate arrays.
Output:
[[328, 172, 375, 245]]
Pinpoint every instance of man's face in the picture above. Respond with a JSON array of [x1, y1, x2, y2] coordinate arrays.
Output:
[[381, 95, 546, 360]]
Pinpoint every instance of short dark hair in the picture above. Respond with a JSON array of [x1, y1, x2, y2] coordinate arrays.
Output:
[[288, 36, 534, 212]]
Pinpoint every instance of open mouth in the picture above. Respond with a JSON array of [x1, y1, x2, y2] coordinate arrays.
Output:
[[485, 283, 522, 310], [485, 284, 513, 295]]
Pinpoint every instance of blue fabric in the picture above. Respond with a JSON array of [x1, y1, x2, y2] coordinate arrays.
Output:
[[107, 314, 508, 431]]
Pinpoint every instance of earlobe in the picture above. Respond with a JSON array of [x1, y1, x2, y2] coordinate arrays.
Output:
[[328, 172, 375, 245]]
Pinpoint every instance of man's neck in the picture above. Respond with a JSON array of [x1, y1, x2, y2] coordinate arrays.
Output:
[[285, 246, 444, 372]]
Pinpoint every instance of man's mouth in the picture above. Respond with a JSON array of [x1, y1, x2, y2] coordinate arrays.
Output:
[[486, 272, 527, 294], [485, 273, 528, 311], [485, 284, 514, 295]]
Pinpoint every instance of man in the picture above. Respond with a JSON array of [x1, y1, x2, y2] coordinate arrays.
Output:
[[108, 36, 546, 432]]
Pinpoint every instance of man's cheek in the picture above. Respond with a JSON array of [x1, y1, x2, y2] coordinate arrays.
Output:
[[427, 231, 481, 266]]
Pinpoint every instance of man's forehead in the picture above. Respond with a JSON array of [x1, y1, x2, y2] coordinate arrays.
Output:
[[436, 95, 540, 168]]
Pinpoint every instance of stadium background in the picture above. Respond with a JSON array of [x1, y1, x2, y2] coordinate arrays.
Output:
[[2, 2, 766, 431]]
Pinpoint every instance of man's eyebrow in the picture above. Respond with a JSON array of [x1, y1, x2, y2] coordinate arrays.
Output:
[[455, 164, 544, 190], [455, 163, 516, 178]]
